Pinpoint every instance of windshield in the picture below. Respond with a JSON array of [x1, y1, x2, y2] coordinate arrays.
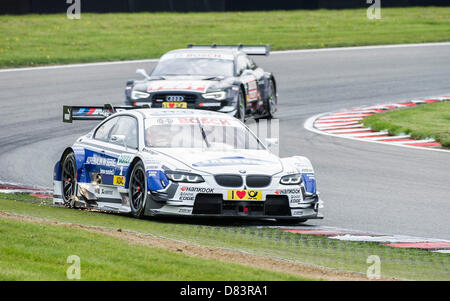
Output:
[[151, 58, 234, 77], [144, 117, 265, 150]]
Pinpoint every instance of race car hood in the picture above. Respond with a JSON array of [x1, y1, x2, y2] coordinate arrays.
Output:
[[143, 76, 233, 94], [152, 148, 283, 175]]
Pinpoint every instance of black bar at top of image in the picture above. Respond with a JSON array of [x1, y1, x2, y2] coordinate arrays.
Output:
[[1, 0, 450, 14]]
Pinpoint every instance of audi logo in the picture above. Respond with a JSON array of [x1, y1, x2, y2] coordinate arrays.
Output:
[[166, 96, 185, 102]]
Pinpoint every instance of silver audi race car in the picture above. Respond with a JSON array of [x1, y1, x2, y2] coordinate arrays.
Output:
[[54, 105, 323, 223]]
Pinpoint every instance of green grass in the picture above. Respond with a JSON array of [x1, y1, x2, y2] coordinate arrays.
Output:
[[363, 101, 450, 147], [0, 7, 449, 68], [0, 216, 308, 281], [0, 195, 449, 280]]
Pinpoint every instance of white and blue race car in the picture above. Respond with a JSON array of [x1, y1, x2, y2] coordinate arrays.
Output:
[[54, 105, 323, 223]]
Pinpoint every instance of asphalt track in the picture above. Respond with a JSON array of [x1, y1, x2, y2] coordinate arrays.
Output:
[[0, 43, 449, 239]]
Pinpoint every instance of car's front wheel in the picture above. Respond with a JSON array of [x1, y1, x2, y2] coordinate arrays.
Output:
[[129, 161, 147, 218]]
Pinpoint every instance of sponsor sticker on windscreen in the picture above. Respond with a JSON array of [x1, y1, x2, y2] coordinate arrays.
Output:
[[227, 190, 262, 201], [162, 52, 234, 61], [146, 117, 240, 127]]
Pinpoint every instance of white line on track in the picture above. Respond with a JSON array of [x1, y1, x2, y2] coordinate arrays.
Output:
[[270, 42, 450, 55], [1, 42, 449, 73], [0, 58, 159, 73]]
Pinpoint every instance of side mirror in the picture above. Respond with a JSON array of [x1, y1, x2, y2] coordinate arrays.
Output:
[[136, 69, 150, 79], [110, 135, 127, 149]]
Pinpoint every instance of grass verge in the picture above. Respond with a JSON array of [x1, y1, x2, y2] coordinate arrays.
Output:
[[363, 101, 450, 147], [0, 7, 449, 68], [0, 194, 449, 280], [0, 213, 307, 281]]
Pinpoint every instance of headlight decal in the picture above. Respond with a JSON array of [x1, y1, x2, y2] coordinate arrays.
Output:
[[147, 170, 169, 191], [302, 173, 316, 194]]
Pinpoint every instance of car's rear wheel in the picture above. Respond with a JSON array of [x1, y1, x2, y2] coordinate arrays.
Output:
[[61, 152, 76, 208], [266, 79, 278, 119], [129, 161, 147, 218], [235, 89, 246, 122]]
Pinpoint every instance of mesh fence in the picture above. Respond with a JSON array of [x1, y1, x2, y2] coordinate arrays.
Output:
[[133, 220, 450, 281]]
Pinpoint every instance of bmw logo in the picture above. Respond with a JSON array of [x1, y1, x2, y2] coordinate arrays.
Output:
[[239, 170, 246, 174]]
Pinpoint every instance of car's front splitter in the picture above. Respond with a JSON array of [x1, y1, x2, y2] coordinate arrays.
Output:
[[146, 205, 323, 220]]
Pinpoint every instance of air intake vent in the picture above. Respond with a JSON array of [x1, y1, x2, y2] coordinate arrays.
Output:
[[246, 175, 271, 188], [265, 195, 291, 216], [214, 175, 243, 187], [193, 194, 222, 215]]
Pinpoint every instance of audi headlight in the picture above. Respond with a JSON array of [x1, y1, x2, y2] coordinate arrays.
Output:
[[280, 173, 302, 185], [131, 90, 150, 100], [202, 91, 227, 100], [165, 171, 205, 183]]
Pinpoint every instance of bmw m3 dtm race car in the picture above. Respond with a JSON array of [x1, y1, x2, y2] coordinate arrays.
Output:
[[124, 44, 278, 122], [54, 105, 322, 223]]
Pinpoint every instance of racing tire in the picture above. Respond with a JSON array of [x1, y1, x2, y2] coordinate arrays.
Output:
[[235, 89, 246, 123], [276, 218, 307, 225], [61, 152, 77, 208], [266, 79, 278, 119], [129, 161, 147, 218]]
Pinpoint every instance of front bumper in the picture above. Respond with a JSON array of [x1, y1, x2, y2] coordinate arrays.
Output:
[[125, 91, 237, 114], [146, 190, 323, 220]]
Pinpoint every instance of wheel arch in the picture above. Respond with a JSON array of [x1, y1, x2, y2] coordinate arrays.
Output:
[[60, 147, 74, 164], [125, 156, 144, 189], [269, 74, 277, 94], [57, 147, 75, 181], [239, 83, 247, 99], [263, 72, 277, 99], [59, 146, 87, 182]]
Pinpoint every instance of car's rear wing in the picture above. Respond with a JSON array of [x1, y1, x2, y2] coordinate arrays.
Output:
[[63, 104, 149, 123], [187, 44, 270, 56]]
